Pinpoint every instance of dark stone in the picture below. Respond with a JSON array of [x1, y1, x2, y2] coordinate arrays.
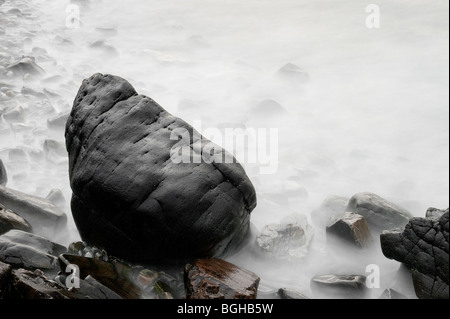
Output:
[[346, 192, 413, 233], [278, 287, 309, 299], [58, 254, 141, 299], [311, 195, 349, 228], [72, 275, 123, 299], [310, 274, 368, 299], [380, 210, 449, 299], [8, 268, 71, 299], [0, 230, 66, 271], [0, 159, 6, 186], [378, 288, 408, 299], [65, 73, 256, 264], [326, 212, 373, 249], [0, 203, 32, 235], [184, 258, 260, 299], [0, 186, 67, 237], [0, 260, 12, 298]]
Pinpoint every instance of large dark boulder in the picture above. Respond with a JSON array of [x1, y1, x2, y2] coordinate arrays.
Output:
[[65, 73, 256, 264], [381, 210, 449, 299]]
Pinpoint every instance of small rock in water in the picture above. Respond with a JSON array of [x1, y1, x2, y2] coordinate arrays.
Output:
[[21, 86, 47, 99], [8, 148, 28, 162], [2, 105, 25, 123], [346, 192, 413, 233], [378, 288, 408, 299], [89, 40, 119, 57], [278, 287, 309, 299], [276, 63, 310, 83], [185, 258, 260, 299], [255, 214, 313, 261], [326, 212, 373, 249], [6, 56, 45, 77], [0, 159, 7, 186], [252, 99, 287, 117], [47, 112, 70, 130], [0, 203, 32, 235], [310, 274, 368, 299], [43, 139, 67, 163], [381, 209, 449, 299], [426, 207, 447, 220], [45, 188, 66, 210], [311, 195, 349, 228], [0, 230, 66, 271], [0, 185, 68, 238]]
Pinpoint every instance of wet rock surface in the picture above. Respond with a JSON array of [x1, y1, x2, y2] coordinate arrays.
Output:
[[326, 212, 373, 249], [0, 203, 32, 235], [310, 274, 368, 299], [381, 210, 449, 299], [346, 192, 413, 233], [278, 287, 309, 299], [184, 258, 260, 299], [0, 186, 67, 237], [65, 73, 256, 264], [0, 230, 66, 271]]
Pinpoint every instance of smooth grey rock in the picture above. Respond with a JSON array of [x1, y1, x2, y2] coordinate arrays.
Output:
[[0, 203, 32, 235], [65, 73, 256, 264], [326, 212, 373, 249], [0, 186, 67, 237], [6, 56, 44, 77], [45, 188, 66, 210], [0, 230, 66, 270], [381, 210, 449, 299], [310, 274, 368, 299], [311, 195, 349, 228], [346, 192, 413, 233], [0, 159, 7, 186], [276, 63, 310, 83]]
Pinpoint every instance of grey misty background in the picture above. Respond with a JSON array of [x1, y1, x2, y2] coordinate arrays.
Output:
[[0, 0, 448, 297]]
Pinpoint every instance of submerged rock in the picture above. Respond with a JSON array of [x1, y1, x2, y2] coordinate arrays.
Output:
[[310, 274, 368, 299], [381, 210, 449, 299], [65, 73, 256, 264], [255, 214, 313, 261], [346, 192, 413, 233], [0, 159, 7, 186], [311, 195, 349, 228], [276, 63, 310, 83], [326, 212, 373, 249], [378, 288, 408, 299], [0, 230, 66, 271], [6, 56, 44, 77], [0, 203, 32, 235], [184, 258, 260, 299], [0, 186, 67, 237]]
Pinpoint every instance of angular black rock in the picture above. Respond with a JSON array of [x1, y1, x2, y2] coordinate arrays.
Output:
[[381, 210, 449, 299], [326, 212, 373, 249], [65, 73, 257, 264]]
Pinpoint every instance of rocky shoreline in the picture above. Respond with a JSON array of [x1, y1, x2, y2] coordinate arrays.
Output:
[[1, 0, 448, 300]]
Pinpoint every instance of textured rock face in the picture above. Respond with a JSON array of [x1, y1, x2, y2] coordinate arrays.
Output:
[[346, 192, 413, 233], [381, 210, 449, 299], [0, 203, 32, 235], [65, 73, 257, 264], [0, 230, 66, 271], [0, 186, 67, 238], [184, 258, 260, 299], [326, 212, 373, 249]]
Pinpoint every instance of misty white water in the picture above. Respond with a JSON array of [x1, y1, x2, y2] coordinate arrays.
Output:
[[0, 0, 448, 298]]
